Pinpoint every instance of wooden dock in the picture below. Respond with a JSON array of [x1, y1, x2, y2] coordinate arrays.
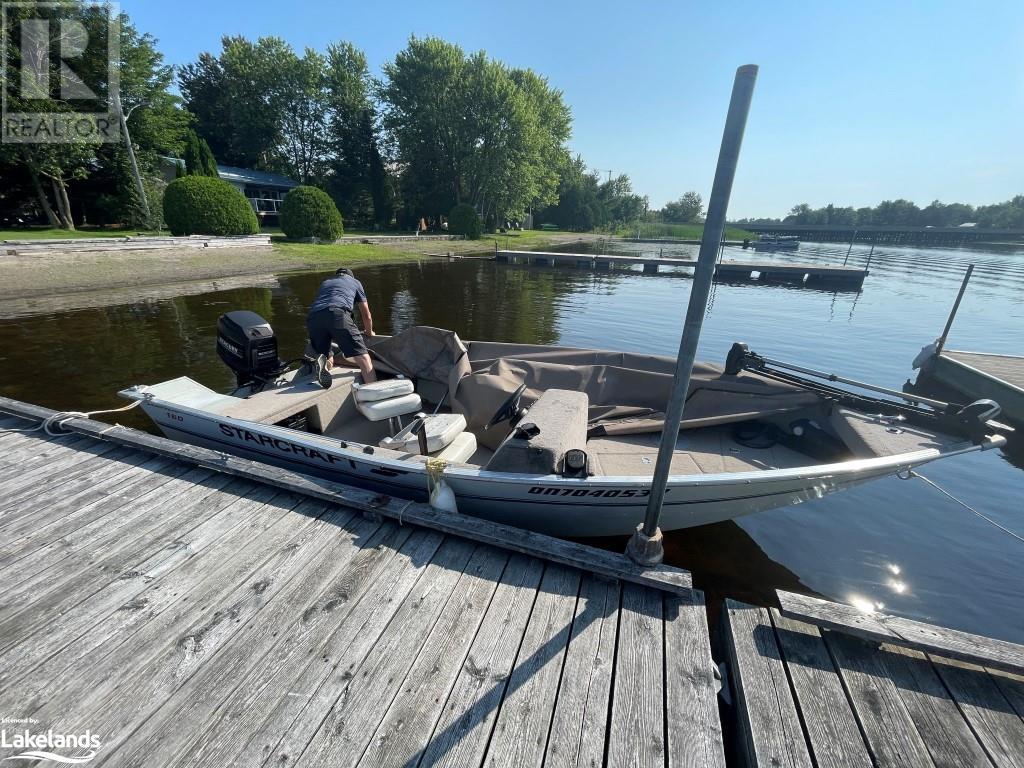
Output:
[[915, 350, 1024, 429], [495, 250, 868, 285], [5, 397, 1024, 767], [0, 403, 725, 768], [723, 590, 1024, 767]]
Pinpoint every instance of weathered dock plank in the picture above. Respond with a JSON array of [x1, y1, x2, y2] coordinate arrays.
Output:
[[418, 556, 545, 768], [778, 589, 1024, 674], [0, 410, 725, 768], [545, 574, 620, 768], [608, 583, 666, 768], [726, 593, 1024, 768], [483, 564, 581, 767], [722, 600, 813, 768], [666, 591, 727, 768], [769, 610, 871, 768]]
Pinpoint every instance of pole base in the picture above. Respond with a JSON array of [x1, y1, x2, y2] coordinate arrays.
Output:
[[626, 524, 664, 566]]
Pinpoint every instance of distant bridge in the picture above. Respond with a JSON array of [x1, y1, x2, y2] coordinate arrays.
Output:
[[743, 223, 1024, 246]]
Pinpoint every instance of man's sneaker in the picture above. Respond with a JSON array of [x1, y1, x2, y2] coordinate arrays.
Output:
[[313, 354, 332, 389]]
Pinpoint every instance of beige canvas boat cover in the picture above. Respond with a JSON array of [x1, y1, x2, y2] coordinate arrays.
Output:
[[367, 327, 819, 446]]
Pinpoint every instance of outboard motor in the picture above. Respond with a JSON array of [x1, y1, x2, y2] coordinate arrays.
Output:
[[217, 310, 283, 387]]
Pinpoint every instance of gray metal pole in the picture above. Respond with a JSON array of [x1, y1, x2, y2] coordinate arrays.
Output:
[[626, 64, 758, 566], [935, 264, 974, 356]]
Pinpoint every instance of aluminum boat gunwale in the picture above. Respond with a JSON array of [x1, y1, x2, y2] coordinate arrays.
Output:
[[126, 388, 1005, 489]]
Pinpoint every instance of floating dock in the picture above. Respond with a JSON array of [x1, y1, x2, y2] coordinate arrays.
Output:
[[496, 250, 868, 285], [2, 396, 1023, 767], [0, 400, 724, 768], [915, 350, 1024, 429]]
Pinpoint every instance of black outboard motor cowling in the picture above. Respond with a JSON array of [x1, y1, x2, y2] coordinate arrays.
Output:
[[217, 310, 282, 387]]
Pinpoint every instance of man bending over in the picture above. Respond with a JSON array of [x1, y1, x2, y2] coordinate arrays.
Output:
[[306, 267, 377, 388]]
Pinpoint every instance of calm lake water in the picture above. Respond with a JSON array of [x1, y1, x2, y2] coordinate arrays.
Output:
[[2, 239, 1023, 641]]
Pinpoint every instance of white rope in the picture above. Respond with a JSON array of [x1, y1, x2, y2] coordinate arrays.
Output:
[[0, 399, 143, 436], [905, 469, 1024, 545]]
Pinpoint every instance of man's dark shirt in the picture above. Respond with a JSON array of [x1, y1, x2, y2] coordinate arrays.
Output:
[[308, 275, 367, 314]]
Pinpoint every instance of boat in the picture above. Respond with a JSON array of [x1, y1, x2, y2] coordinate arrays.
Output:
[[754, 234, 800, 250], [117, 313, 1008, 537]]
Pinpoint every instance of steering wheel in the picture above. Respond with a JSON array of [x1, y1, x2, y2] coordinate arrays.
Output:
[[486, 384, 527, 428]]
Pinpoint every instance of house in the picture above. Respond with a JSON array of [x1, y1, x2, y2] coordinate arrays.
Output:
[[160, 157, 300, 224]]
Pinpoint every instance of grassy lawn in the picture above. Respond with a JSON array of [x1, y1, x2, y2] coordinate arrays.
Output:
[[0, 227, 162, 240], [269, 238, 433, 268], [616, 222, 754, 240]]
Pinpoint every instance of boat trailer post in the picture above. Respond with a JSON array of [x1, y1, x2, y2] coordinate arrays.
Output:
[[935, 264, 974, 356], [627, 64, 758, 566]]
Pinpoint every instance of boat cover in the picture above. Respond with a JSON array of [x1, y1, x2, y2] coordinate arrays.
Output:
[[367, 327, 819, 447]]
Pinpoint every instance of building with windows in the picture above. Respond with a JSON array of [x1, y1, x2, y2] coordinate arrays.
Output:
[[160, 158, 300, 225]]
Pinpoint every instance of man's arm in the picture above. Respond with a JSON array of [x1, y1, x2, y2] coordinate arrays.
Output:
[[358, 301, 374, 336]]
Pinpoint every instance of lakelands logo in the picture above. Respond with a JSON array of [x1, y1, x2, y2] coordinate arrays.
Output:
[[1, 1, 120, 143], [0, 724, 101, 764]]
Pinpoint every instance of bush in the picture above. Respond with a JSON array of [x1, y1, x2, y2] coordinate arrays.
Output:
[[280, 186, 344, 241], [449, 203, 482, 239], [163, 176, 258, 236]]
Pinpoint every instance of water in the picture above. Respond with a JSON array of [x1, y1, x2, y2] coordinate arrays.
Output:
[[2, 241, 1023, 642]]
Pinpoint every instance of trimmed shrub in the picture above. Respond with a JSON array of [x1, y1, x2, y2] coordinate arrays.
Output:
[[162, 176, 259, 236], [280, 186, 344, 241], [449, 203, 482, 239]]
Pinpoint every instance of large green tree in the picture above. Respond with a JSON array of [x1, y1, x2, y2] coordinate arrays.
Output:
[[1, 2, 186, 229], [379, 37, 571, 227]]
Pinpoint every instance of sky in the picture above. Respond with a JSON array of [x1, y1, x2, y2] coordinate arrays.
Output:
[[120, 0, 1024, 218]]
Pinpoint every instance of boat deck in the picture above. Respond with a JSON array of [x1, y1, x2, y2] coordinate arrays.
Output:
[[723, 592, 1024, 767], [0, 409, 725, 768]]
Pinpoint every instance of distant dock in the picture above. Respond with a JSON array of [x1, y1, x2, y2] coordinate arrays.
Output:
[[3, 396, 1023, 766], [496, 249, 868, 286]]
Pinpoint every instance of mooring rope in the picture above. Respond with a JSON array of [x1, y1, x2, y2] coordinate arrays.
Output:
[[0, 399, 143, 436], [902, 469, 1024, 545]]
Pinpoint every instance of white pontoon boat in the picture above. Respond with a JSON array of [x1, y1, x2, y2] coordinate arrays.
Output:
[[754, 234, 800, 250], [120, 314, 1007, 537]]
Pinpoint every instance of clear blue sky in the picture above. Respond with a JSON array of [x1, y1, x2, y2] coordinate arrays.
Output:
[[121, 0, 1024, 218]]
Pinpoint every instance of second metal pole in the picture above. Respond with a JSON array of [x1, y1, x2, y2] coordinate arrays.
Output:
[[627, 64, 759, 565], [936, 264, 974, 356]]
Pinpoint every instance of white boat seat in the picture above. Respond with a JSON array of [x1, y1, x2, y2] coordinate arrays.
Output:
[[353, 378, 415, 402], [380, 413, 468, 453], [434, 431, 477, 463], [355, 392, 422, 422]]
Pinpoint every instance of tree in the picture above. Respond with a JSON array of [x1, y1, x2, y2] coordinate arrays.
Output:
[[379, 36, 572, 227], [662, 192, 704, 223], [180, 36, 295, 170], [183, 130, 218, 177], [536, 155, 604, 231]]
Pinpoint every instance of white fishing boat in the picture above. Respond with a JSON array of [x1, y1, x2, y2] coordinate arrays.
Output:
[[119, 315, 1007, 537], [754, 234, 800, 250]]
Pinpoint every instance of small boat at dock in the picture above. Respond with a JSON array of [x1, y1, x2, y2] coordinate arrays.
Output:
[[120, 316, 1008, 537], [754, 234, 800, 250]]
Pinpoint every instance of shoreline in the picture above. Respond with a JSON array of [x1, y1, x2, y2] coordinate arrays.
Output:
[[0, 232, 600, 319]]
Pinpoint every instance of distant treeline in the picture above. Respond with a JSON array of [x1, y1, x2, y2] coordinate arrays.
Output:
[[734, 196, 1024, 229]]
